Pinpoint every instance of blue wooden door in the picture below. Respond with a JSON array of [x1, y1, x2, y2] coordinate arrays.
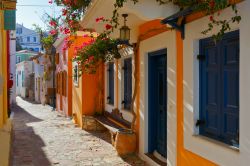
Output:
[[200, 30, 239, 146], [156, 55, 167, 157], [148, 49, 167, 158]]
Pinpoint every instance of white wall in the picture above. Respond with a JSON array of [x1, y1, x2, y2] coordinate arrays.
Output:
[[183, 1, 250, 166], [16, 61, 34, 98], [9, 30, 16, 104], [139, 30, 177, 166], [34, 57, 45, 103]]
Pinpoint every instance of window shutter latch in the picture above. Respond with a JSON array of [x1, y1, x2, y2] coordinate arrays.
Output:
[[197, 54, 206, 61], [195, 119, 205, 127]]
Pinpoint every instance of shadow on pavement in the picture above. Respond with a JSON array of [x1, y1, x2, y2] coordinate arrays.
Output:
[[10, 103, 52, 166]]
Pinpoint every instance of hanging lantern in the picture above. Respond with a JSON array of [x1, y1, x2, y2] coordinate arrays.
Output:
[[120, 14, 130, 41]]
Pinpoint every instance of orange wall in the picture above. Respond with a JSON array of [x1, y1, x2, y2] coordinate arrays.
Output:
[[69, 35, 104, 128], [176, 31, 216, 166], [68, 53, 72, 116], [82, 64, 104, 116]]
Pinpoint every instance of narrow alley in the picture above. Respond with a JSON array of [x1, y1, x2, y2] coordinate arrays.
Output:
[[10, 97, 144, 166]]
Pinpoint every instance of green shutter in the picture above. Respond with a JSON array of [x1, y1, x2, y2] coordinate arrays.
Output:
[[4, 10, 16, 30]]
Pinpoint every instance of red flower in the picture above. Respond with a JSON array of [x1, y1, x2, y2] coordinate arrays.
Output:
[[49, 29, 57, 35], [49, 20, 57, 27], [96, 17, 104, 23], [63, 28, 71, 34], [59, 26, 64, 32], [71, 13, 76, 19], [209, 15, 214, 21], [48, 0, 53, 4], [88, 56, 94, 61], [62, 8, 67, 16], [105, 24, 112, 30]]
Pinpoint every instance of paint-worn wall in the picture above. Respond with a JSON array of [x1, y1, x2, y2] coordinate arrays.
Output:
[[55, 37, 70, 116]]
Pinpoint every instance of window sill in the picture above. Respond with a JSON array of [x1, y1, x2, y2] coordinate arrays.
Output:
[[193, 134, 240, 152], [106, 103, 114, 107], [121, 108, 132, 113]]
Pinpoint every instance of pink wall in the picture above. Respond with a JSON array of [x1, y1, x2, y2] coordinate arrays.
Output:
[[55, 38, 69, 116]]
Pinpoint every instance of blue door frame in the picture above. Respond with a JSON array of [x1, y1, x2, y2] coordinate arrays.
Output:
[[148, 48, 167, 157]]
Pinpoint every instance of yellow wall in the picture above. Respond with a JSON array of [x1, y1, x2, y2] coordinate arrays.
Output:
[[0, 10, 12, 166], [0, 10, 8, 129]]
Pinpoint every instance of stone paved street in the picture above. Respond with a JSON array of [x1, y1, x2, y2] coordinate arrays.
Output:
[[10, 97, 145, 166]]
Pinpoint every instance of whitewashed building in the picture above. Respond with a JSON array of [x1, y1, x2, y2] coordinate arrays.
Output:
[[16, 61, 34, 98], [16, 23, 42, 52]]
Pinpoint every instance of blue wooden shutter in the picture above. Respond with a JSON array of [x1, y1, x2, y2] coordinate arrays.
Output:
[[124, 58, 132, 110], [108, 63, 114, 105], [200, 30, 239, 145], [200, 39, 221, 138], [221, 31, 239, 145]]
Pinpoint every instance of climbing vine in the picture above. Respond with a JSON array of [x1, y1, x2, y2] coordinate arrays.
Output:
[[111, 0, 241, 41]]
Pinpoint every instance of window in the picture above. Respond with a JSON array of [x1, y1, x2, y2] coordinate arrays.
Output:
[[20, 37, 23, 43], [61, 71, 67, 96], [41, 78, 43, 92], [123, 58, 132, 110], [34, 48, 39, 52], [33, 37, 36, 42], [27, 36, 30, 42], [73, 63, 79, 86], [107, 63, 114, 105], [16, 28, 22, 34], [16, 74, 18, 86], [16, 56, 21, 63], [21, 71, 24, 87], [199, 30, 239, 147], [35, 78, 37, 91]]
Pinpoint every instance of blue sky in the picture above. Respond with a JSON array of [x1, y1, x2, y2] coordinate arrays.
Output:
[[16, 0, 62, 30]]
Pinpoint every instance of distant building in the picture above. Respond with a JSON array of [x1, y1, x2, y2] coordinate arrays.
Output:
[[16, 50, 38, 64], [16, 61, 34, 98], [16, 23, 41, 52], [31, 53, 54, 105]]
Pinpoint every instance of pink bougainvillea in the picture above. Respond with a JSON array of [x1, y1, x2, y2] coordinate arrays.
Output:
[[49, 29, 58, 35], [63, 27, 71, 34], [49, 20, 57, 27]]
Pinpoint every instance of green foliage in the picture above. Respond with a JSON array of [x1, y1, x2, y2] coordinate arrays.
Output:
[[41, 35, 54, 50]]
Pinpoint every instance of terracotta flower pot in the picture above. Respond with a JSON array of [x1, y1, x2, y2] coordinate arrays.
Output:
[[114, 129, 136, 156]]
